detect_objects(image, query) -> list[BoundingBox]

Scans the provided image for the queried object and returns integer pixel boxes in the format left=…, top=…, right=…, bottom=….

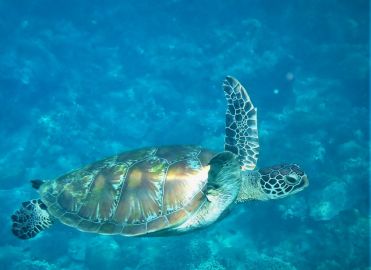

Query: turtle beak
left=302, top=174, right=309, bottom=187
left=297, top=174, right=309, bottom=191
left=293, top=174, right=309, bottom=194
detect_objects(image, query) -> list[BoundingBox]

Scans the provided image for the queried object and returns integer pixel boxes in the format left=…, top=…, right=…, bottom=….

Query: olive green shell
left=39, top=146, right=215, bottom=236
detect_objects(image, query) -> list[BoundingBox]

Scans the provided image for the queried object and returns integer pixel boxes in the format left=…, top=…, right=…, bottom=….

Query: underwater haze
left=0, top=0, right=369, bottom=269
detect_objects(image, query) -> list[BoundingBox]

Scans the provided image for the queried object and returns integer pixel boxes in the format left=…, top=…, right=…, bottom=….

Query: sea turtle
left=11, top=76, right=308, bottom=239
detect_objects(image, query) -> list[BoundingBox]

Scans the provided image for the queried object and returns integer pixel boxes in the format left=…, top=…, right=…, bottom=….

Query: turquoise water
left=0, top=1, right=369, bottom=269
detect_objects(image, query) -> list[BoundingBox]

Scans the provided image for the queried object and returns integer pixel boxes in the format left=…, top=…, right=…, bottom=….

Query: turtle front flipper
left=223, top=76, right=259, bottom=170
left=206, top=151, right=241, bottom=203
left=11, top=199, right=53, bottom=240
left=175, top=152, right=241, bottom=232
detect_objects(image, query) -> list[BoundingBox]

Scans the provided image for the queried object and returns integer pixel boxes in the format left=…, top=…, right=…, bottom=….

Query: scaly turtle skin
left=11, top=76, right=309, bottom=240
left=40, top=146, right=214, bottom=236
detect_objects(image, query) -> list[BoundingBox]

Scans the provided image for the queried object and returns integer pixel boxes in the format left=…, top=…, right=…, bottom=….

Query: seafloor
left=0, top=1, right=369, bottom=270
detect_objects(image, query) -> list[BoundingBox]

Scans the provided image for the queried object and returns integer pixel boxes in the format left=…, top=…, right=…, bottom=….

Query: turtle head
left=257, top=164, right=308, bottom=200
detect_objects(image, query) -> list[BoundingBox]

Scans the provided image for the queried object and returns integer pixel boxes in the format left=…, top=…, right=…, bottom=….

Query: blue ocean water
left=0, top=0, right=369, bottom=269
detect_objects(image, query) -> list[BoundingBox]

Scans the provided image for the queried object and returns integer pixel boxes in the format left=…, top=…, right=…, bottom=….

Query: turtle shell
left=39, top=145, right=215, bottom=236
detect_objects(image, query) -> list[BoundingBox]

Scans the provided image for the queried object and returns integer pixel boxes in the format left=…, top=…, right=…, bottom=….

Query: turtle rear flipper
left=11, top=199, right=53, bottom=240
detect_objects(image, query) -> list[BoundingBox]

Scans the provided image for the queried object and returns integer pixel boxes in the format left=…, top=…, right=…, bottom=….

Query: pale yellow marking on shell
left=127, top=169, right=143, bottom=188
left=94, top=175, right=106, bottom=190
left=167, top=165, right=209, bottom=182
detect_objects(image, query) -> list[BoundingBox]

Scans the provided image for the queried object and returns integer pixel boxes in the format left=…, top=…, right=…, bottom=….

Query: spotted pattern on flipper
left=223, top=76, right=259, bottom=170
left=11, top=199, right=53, bottom=239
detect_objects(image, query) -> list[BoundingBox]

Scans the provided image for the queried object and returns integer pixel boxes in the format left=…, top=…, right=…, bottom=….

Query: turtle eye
left=285, top=175, right=299, bottom=185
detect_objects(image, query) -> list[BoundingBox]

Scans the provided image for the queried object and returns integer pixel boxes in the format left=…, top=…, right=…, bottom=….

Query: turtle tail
left=11, top=199, right=53, bottom=240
